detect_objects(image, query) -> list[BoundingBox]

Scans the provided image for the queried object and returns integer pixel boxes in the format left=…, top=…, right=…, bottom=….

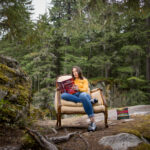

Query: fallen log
left=26, top=127, right=58, bottom=150
left=51, top=128, right=58, bottom=135
left=47, top=132, right=77, bottom=143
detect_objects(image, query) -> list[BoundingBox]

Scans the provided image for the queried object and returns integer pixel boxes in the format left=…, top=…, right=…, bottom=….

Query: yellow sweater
left=74, top=78, right=89, bottom=93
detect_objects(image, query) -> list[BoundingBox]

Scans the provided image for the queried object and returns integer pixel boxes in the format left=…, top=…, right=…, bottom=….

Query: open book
left=57, top=77, right=77, bottom=94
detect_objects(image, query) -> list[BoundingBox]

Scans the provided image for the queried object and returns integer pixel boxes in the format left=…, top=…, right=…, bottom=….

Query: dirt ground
left=0, top=105, right=150, bottom=150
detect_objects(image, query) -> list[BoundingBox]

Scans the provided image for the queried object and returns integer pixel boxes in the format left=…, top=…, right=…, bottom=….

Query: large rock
left=0, top=55, right=32, bottom=124
left=98, top=133, right=143, bottom=150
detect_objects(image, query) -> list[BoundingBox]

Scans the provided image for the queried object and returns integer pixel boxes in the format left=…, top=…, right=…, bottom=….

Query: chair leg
left=56, top=112, right=62, bottom=128
left=58, top=113, right=61, bottom=127
left=104, top=108, right=108, bottom=128
left=56, top=113, right=59, bottom=127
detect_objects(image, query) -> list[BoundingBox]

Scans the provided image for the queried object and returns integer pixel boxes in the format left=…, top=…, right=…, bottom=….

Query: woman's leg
left=62, top=92, right=96, bottom=131
left=79, top=92, right=94, bottom=118
left=61, top=92, right=81, bottom=103
left=79, top=92, right=96, bottom=131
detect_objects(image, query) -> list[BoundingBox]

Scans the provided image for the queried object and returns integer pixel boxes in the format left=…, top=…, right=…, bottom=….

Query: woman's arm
left=78, top=78, right=89, bottom=92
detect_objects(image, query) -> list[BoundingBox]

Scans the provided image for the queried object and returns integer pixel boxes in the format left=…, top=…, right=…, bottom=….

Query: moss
left=15, top=85, right=26, bottom=90
left=29, top=106, right=45, bottom=120
left=119, top=115, right=150, bottom=141
left=0, top=85, right=30, bottom=106
left=0, top=63, right=16, bottom=74
left=0, top=72, right=11, bottom=83
left=0, top=85, right=13, bottom=94
left=21, top=133, right=37, bottom=148
left=132, top=143, right=150, bottom=150
left=0, top=60, right=31, bottom=125
left=14, top=89, right=29, bottom=106
left=135, top=115, right=150, bottom=141
left=0, top=100, right=18, bottom=123
left=120, top=129, right=141, bottom=138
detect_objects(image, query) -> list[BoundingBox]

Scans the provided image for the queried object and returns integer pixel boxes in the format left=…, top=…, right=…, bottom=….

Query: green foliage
left=89, top=77, right=114, bottom=85
left=33, top=88, right=52, bottom=109
left=117, top=67, right=134, bottom=74
left=0, top=0, right=33, bottom=41
left=126, top=76, right=147, bottom=88
left=0, top=0, right=150, bottom=118
left=121, top=45, right=144, bottom=55
left=32, top=88, right=56, bottom=119
left=127, top=76, right=146, bottom=82
left=122, top=89, right=148, bottom=106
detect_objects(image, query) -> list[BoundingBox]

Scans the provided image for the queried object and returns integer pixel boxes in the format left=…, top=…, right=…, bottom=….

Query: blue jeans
left=61, top=92, right=94, bottom=117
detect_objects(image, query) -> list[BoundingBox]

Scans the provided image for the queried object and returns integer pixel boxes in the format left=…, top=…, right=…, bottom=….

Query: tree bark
left=48, top=132, right=77, bottom=143
left=146, top=17, right=150, bottom=81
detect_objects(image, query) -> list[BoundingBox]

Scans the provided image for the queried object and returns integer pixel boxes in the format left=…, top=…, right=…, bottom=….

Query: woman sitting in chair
left=61, top=66, right=97, bottom=131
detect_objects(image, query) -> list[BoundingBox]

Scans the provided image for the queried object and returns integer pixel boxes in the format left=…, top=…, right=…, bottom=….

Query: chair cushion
left=61, top=100, right=83, bottom=107
left=61, top=88, right=104, bottom=107
left=61, top=105, right=105, bottom=114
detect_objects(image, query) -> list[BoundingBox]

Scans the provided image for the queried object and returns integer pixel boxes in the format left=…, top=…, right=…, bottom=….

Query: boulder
left=0, top=55, right=32, bottom=124
left=98, top=133, right=142, bottom=150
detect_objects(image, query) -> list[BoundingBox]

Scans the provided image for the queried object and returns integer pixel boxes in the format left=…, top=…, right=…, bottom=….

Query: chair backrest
left=91, top=88, right=104, bottom=105
left=56, top=74, right=72, bottom=83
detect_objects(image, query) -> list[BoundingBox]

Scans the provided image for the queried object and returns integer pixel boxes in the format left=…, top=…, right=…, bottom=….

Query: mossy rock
left=0, top=55, right=32, bottom=124
left=120, top=115, right=150, bottom=149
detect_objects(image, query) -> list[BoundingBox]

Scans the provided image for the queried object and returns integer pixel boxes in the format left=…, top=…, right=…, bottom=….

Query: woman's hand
left=72, top=85, right=79, bottom=91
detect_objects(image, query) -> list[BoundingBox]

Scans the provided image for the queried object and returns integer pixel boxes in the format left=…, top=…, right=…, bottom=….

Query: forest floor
left=0, top=105, right=150, bottom=150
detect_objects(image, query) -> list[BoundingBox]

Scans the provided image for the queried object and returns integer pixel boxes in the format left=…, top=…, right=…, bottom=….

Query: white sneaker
left=88, top=122, right=97, bottom=131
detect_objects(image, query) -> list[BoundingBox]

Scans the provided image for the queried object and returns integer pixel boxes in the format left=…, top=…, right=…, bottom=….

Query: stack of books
left=117, top=107, right=129, bottom=120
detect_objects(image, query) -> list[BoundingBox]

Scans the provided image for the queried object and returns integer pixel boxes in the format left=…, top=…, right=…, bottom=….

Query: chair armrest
left=54, top=90, right=62, bottom=112
left=90, top=88, right=107, bottom=107
left=56, top=90, right=61, bottom=107
left=55, top=87, right=61, bottom=105
left=100, top=90, right=108, bottom=107
left=90, top=88, right=100, bottom=93
left=55, top=87, right=60, bottom=91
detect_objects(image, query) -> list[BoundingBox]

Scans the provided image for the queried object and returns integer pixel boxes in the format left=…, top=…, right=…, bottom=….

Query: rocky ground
left=0, top=105, right=150, bottom=150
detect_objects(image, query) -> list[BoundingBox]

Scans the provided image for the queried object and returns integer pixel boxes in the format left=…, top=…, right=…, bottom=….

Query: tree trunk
left=66, top=1, right=71, bottom=45
left=146, top=17, right=150, bottom=81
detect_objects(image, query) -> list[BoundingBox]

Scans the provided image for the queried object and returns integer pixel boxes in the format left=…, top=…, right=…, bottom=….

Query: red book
left=57, top=78, right=77, bottom=94
left=117, top=110, right=129, bottom=115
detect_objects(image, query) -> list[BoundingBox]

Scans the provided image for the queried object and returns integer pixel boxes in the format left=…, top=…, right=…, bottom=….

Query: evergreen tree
left=0, top=0, right=33, bottom=41
left=0, top=0, right=34, bottom=61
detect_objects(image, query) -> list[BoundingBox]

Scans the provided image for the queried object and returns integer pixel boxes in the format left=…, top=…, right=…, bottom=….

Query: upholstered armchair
left=54, top=75, right=108, bottom=128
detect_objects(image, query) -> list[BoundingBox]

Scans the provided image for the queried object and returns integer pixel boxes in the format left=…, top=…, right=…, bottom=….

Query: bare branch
left=78, top=132, right=89, bottom=150
left=48, top=132, right=77, bottom=144
left=26, top=127, right=58, bottom=150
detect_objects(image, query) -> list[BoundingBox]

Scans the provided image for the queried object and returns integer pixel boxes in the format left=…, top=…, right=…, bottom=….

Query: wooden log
left=26, top=127, right=58, bottom=150
left=51, top=128, right=58, bottom=135
left=48, top=132, right=77, bottom=144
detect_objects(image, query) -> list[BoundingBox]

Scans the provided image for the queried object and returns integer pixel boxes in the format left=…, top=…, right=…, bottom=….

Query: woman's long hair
left=72, top=66, right=84, bottom=80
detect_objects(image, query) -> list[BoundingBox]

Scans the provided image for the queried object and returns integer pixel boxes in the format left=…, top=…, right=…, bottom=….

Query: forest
left=0, top=0, right=150, bottom=120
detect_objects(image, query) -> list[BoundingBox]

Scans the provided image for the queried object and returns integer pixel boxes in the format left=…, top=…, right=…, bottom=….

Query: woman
left=61, top=66, right=96, bottom=131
